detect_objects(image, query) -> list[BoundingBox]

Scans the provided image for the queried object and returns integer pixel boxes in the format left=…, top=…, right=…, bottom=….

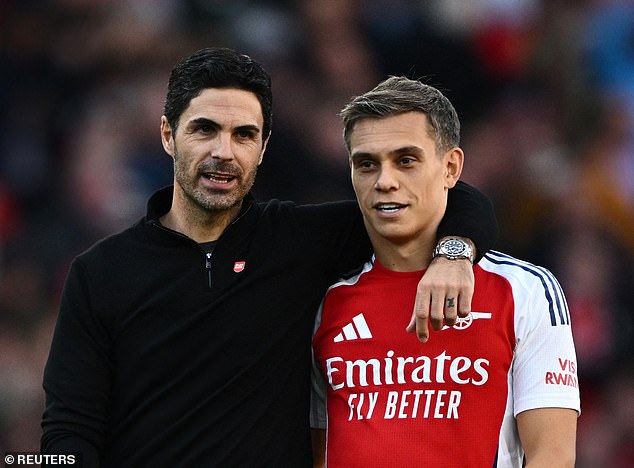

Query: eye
left=235, top=129, right=257, bottom=140
left=196, top=124, right=214, bottom=134
left=354, top=159, right=376, bottom=171
left=398, top=156, right=416, bottom=166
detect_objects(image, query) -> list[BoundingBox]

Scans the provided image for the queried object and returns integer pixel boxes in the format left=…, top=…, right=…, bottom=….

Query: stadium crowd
left=0, top=0, right=632, bottom=466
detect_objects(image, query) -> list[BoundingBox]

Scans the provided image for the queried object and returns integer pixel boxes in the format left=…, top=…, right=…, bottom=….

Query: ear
left=258, top=132, right=271, bottom=165
left=160, top=116, right=175, bottom=157
left=444, top=147, right=464, bottom=189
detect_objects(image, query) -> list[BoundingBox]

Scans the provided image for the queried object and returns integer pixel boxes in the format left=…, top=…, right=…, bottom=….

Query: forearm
left=439, top=181, right=498, bottom=262
left=409, top=183, right=490, bottom=341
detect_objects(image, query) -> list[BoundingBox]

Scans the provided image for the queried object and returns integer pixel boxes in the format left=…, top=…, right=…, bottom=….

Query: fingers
left=407, top=291, right=460, bottom=342
left=457, top=287, right=473, bottom=319
left=429, top=292, right=446, bottom=331
left=407, top=256, right=475, bottom=342
left=443, top=295, right=459, bottom=327
left=407, top=285, right=431, bottom=342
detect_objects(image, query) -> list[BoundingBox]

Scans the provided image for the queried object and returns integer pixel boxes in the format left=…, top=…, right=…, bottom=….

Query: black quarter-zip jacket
left=41, top=183, right=496, bottom=467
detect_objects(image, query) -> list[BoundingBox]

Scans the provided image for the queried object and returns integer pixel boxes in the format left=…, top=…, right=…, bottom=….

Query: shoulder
left=75, top=222, right=142, bottom=265
left=478, top=251, right=560, bottom=291
left=479, top=251, right=569, bottom=327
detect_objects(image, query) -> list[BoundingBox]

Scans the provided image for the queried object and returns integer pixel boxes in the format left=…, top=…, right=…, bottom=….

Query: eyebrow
left=188, top=118, right=261, bottom=134
left=350, top=145, right=424, bottom=162
left=189, top=117, right=219, bottom=130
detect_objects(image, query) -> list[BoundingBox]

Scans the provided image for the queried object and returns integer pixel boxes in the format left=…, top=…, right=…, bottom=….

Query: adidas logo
left=334, top=313, right=373, bottom=342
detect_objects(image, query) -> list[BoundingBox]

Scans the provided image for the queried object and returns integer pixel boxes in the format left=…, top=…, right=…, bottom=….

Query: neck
left=369, top=234, right=435, bottom=272
left=160, top=192, right=243, bottom=243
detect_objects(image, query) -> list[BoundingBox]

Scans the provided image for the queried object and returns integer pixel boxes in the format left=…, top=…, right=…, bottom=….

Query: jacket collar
left=143, top=186, right=258, bottom=244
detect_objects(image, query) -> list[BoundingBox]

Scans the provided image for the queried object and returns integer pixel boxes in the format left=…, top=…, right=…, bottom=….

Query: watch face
left=443, top=239, right=467, bottom=255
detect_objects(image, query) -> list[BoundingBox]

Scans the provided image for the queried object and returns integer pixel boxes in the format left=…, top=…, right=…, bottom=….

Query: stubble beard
left=173, top=150, right=258, bottom=214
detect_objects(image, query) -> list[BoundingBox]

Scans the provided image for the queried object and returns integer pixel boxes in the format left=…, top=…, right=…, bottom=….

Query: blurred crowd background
left=1, top=0, right=633, bottom=466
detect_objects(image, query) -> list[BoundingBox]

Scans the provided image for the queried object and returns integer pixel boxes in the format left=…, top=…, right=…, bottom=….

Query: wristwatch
left=433, top=238, right=475, bottom=263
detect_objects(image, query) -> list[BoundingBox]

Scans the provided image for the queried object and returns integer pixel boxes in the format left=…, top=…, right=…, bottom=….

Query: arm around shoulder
left=408, top=180, right=495, bottom=342
left=440, top=180, right=498, bottom=262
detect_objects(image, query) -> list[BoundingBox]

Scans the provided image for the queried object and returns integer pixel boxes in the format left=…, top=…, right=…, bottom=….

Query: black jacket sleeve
left=439, top=180, right=498, bottom=262
left=41, top=257, right=108, bottom=467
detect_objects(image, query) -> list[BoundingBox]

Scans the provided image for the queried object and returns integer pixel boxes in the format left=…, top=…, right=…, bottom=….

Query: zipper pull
left=205, top=252, right=213, bottom=288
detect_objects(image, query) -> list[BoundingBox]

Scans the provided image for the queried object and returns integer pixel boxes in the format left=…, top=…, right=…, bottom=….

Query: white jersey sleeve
left=482, top=251, right=581, bottom=416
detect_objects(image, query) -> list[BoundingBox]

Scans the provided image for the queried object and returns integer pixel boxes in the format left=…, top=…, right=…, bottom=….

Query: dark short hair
left=340, top=76, right=460, bottom=153
left=164, top=47, right=272, bottom=141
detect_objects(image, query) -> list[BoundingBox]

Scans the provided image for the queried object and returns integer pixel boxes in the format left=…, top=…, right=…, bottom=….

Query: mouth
left=373, top=202, right=407, bottom=213
left=202, top=172, right=238, bottom=185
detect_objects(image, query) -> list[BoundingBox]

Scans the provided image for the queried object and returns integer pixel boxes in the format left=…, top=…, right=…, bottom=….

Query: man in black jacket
left=41, top=47, right=497, bottom=467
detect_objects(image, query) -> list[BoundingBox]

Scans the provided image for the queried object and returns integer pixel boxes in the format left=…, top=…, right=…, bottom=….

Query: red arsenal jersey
left=311, top=251, right=580, bottom=467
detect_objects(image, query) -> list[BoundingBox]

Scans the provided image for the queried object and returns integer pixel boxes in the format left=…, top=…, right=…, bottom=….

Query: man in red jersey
left=311, top=76, right=580, bottom=467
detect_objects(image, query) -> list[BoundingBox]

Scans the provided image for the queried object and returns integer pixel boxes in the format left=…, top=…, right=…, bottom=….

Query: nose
left=210, top=132, right=234, bottom=160
left=374, top=165, right=399, bottom=192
